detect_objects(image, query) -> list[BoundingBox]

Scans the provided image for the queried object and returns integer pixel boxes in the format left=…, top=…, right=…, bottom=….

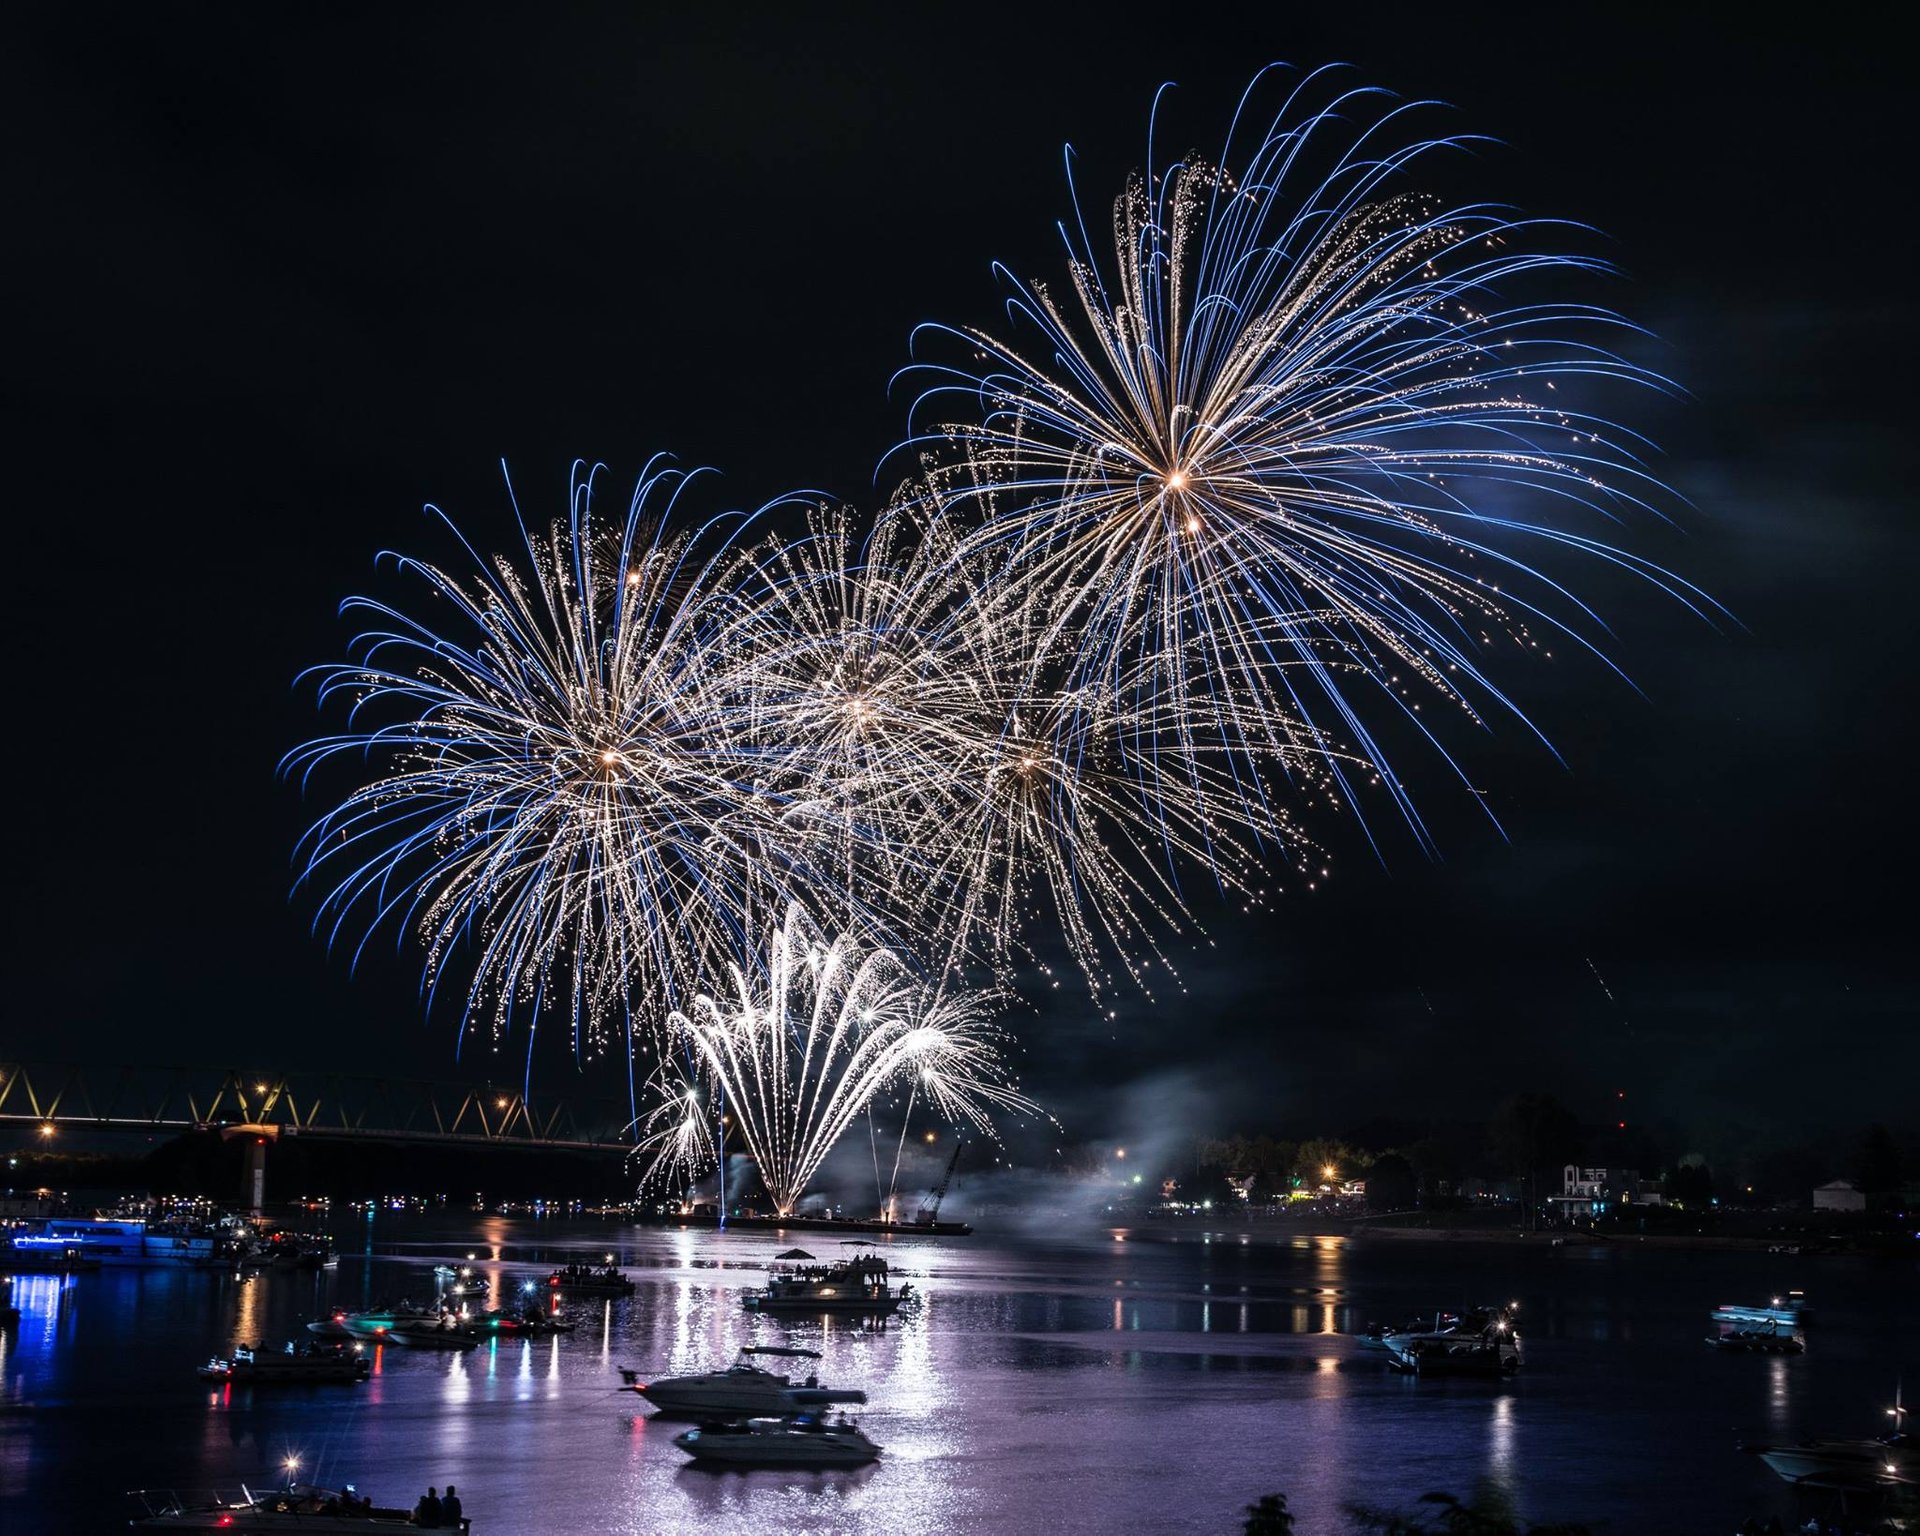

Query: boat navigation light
left=1771, top=1296, right=1781, bottom=1306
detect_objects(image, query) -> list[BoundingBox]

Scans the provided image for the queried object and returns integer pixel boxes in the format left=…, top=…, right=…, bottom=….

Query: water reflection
left=3, top=1219, right=1900, bottom=1536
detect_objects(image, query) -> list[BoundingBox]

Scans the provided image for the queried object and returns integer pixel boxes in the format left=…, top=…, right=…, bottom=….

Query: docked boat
left=544, top=1260, right=636, bottom=1296
left=672, top=1413, right=882, bottom=1468
left=743, top=1252, right=914, bottom=1317
left=129, top=1483, right=471, bottom=1530
left=1745, top=1389, right=1913, bottom=1489
left=198, top=1341, right=370, bottom=1384
left=1713, top=1291, right=1813, bottom=1328
left=622, top=1346, right=868, bottom=1418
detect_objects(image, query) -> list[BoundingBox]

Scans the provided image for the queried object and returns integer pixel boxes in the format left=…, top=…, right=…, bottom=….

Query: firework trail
left=901, top=64, right=1720, bottom=856
left=633, top=907, right=1036, bottom=1215
left=283, top=458, right=871, bottom=1072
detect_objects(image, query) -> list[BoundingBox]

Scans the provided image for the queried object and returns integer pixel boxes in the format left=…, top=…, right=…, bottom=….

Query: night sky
left=6, top=9, right=1913, bottom=1158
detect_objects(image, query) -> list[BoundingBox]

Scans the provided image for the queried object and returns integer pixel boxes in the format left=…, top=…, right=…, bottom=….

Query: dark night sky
left=5, top=8, right=1914, bottom=1157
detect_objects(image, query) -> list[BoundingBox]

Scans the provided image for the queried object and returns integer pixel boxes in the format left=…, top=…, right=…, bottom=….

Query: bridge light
left=38, top=1123, right=54, bottom=1139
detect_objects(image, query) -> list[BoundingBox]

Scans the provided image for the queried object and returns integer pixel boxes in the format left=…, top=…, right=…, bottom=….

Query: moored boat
left=622, top=1346, right=868, bottom=1418
left=544, top=1259, right=636, bottom=1296
left=742, top=1252, right=913, bottom=1317
left=672, top=1413, right=882, bottom=1468
left=197, top=1341, right=369, bottom=1384
left=1745, top=1386, right=1914, bottom=1489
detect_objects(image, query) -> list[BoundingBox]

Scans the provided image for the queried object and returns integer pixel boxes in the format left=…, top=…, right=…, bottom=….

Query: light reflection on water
left=0, top=1218, right=1911, bottom=1534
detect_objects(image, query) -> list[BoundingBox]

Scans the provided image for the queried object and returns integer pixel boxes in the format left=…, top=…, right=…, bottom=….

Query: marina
left=2, top=1211, right=1913, bottom=1533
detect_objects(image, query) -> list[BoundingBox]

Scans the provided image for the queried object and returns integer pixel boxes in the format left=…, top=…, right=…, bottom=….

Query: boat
left=1710, top=1321, right=1805, bottom=1355
left=8, top=1216, right=223, bottom=1267
left=621, top=1346, right=868, bottom=1418
left=672, top=1413, right=882, bottom=1468
left=1745, top=1387, right=1914, bottom=1489
left=742, top=1251, right=914, bottom=1317
left=1377, top=1303, right=1522, bottom=1376
left=385, top=1316, right=480, bottom=1351
left=1713, top=1291, right=1813, bottom=1328
left=433, top=1263, right=490, bottom=1299
left=312, top=1301, right=441, bottom=1340
left=544, top=1260, right=636, bottom=1296
left=197, top=1341, right=370, bottom=1384
left=129, top=1483, right=471, bottom=1530
left=1392, top=1332, right=1524, bottom=1377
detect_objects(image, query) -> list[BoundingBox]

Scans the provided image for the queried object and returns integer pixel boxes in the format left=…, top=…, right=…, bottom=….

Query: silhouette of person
left=414, top=1487, right=442, bottom=1527
left=441, top=1486, right=463, bottom=1526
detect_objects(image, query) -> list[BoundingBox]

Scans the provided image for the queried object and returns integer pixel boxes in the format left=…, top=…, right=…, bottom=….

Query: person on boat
left=414, top=1487, right=443, bottom=1527
left=441, top=1486, right=463, bottom=1526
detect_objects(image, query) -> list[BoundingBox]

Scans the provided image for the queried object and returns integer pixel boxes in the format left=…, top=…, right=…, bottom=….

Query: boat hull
left=672, top=1428, right=879, bottom=1468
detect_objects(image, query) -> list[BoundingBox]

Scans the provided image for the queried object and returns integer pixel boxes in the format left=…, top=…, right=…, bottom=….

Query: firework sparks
left=902, top=65, right=1719, bottom=853
left=283, top=458, right=864, bottom=1065
left=635, top=907, right=1036, bottom=1215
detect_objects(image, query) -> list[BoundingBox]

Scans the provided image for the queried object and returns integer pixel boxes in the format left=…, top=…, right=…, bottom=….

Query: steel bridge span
left=0, top=1060, right=637, bottom=1155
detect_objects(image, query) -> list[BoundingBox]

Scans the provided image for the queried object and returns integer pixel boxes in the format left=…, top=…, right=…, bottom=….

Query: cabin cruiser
left=672, top=1413, right=882, bottom=1468
left=544, top=1260, right=636, bottom=1296
left=129, top=1483, right=471, bottom=1530
left=198, top=1341, right=369, bottom=1384
left=743, top=1253, right=913, bottom=1316
left=621, top=1346, right=868, bottom=1418
left=1746, top=1389, right=1914, bottom=1489
left=1713, top=1291, right=1813, bottom=1328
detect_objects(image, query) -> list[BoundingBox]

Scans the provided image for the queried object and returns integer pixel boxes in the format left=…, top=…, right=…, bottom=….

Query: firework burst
left=284, top=458, right=863, bottom=1067
left=902, top=65, right=1718, bottom=853
left=634, top=906, right=1035, bottom=1215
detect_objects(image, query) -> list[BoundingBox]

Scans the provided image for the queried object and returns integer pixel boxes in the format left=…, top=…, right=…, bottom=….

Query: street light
left=1322, top=1164, right=1336, bottom=1181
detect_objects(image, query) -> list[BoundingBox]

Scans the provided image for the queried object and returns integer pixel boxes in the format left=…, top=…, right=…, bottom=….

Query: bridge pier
left=219, top=1124, right=279, bottom=1216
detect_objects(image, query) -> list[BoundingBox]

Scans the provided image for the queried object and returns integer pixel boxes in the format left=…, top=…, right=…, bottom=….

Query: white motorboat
left=622, top=1346, right=867, bottom=1418
left=129, top=1483, right=471, bottom=1531
left=672, top=1414, right=882, bottom=1468
left=1747, top=1388, right=1914, bottom=1489
left=1712, top=1291, right=1812, bottom=1328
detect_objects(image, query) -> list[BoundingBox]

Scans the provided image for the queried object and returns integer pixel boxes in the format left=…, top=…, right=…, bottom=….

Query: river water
left=1, top=1215, right=1913, bottom=1533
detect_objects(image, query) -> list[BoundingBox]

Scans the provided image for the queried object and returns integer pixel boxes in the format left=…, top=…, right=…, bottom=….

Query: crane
left=914, top=1137, right=965, bottom=1226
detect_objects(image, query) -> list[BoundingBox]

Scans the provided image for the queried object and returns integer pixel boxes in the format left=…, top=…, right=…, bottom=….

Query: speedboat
left=622, top=1346, right=868, bottom=1418
left=743, top=1253, right=913, bottom=1316
left=198, top=1341, right=370, bottom=1383
left=1713, top=1291, right=1812, bottom=1328
left=672, top=1413, right=882, bottom=1468
left=129, top=1483, right=470, bottom=1530
left=1746, top=1388, right=1914, bottom=1489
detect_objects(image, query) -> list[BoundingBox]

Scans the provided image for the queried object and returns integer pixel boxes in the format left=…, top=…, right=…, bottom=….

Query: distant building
left=1812, top=1179, right=1866, bottom=1213
left=1549, top=1165, right=1647, bottom=1220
